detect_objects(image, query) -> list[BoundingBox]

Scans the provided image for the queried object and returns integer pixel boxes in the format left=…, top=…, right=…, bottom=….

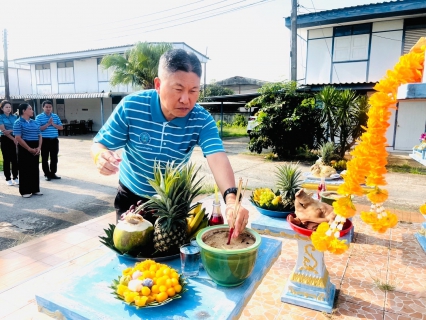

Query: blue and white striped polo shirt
left=35, top=113, right=62, bottom=138
left=0, top=114, right=18, bottom=136
left=13, top=117, right=41, bottom=141
left=94, top=89, right=225, bottom=197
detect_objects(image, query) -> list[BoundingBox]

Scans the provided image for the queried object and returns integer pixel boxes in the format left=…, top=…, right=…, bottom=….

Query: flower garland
left=311, top=37, right=426, bottom=254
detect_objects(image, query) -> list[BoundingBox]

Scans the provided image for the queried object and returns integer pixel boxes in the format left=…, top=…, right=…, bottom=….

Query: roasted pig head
left=289, top=189, right=336, bottom=230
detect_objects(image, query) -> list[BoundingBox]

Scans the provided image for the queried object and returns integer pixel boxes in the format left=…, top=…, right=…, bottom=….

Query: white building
left=3, top=43, right=208, bottom=132
left=285, top=0, right=426, bottom=151
left=0, top=61, right=32, bottom=99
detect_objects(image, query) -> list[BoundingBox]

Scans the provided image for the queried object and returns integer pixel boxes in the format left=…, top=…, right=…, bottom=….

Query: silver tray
left=114, top=251, right=180, bottom=262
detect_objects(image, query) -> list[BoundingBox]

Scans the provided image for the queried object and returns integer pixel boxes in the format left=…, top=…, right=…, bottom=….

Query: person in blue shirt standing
left=0, top=100, right=19, bottom=186
left=13, top=103, right=43, bottom=198
left=35, top=100, right=63, bottom=181
left=91, top=49, right=249, bottom=238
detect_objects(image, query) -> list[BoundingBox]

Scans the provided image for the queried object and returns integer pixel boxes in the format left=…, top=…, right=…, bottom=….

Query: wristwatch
left=223, top=187, right=242, bottom=204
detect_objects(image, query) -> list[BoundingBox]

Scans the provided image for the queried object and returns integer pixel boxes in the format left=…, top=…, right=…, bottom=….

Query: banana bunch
left=186, top=203, right=209, bottom=240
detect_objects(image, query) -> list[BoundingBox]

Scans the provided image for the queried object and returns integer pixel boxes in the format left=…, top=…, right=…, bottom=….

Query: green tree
left=198, top=82, right=234, bottom=102
left=316, top=86, right=339, bottom=143
left=100, top=42, right=173, bottom=89
left=246, top=81, right=323, bottom=158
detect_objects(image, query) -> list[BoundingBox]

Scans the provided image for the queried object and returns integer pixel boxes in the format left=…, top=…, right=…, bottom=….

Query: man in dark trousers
left=36, top=100, right=63, bottom=181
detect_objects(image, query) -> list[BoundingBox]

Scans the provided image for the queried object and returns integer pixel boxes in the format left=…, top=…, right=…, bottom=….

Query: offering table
left=35, top=237, right=281, bottom=320
left=251, top=214, right=352, bottom=313
left=415, top=214, right=426, bottom=253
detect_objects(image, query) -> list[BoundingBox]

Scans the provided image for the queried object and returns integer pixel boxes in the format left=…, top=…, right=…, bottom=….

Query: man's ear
left=154, top=77, right=161, bottom=92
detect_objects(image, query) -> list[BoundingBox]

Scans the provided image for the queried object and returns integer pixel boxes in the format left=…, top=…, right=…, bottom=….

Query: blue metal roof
left=285, top=0, right=426, bottom=29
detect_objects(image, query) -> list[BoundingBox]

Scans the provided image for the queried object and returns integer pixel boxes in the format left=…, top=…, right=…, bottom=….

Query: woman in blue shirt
left=0, top=100, right=19, bottom=186
left=13, top=103, right=43, bottom=198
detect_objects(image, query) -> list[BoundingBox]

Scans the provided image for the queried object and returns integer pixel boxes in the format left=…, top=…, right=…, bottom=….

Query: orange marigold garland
left=311, top=38, right=426, bottom=254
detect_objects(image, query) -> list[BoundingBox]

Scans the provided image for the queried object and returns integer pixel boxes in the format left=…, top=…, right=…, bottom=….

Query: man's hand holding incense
left=225, top=202, right=249, bottom=238
left=92, top=144, right=121, bottom=175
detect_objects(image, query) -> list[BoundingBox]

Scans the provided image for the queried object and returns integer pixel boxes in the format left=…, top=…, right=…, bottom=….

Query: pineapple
left=275, top=163, right=303, bottom=210
left=318, top=142, right=336, bottom=166
left=143, top=161, right=203, bottom=253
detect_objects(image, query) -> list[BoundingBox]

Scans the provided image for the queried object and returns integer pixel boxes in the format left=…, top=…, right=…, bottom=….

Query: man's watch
left=223, top=187, right=242, bottom=204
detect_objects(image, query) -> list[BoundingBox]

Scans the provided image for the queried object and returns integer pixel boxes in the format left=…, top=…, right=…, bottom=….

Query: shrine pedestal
left=414, top=219, right=426, bottom=253
left=252, top=215, right=352, bottom=313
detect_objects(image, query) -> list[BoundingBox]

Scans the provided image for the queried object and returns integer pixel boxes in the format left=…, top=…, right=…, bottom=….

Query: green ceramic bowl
left=196, top=225, right=262, bottom=287
left=320, top=191, right=344, bottom=205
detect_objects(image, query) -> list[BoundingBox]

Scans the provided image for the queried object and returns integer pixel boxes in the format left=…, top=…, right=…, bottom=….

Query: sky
left=1, top=0, right=384, bottom=84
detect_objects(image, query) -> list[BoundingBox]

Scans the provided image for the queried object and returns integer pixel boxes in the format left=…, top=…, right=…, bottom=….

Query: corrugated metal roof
left=298, top=1, right=403, bottom=18
left=285, top=0, right=426, bottom=29
left=14, top=44, right=134, bottom=61
left=304, top=81, right=377, bottom=86
left=0, top=92, right=128, bottom=100
left=14, top=42, right=209, bottom=64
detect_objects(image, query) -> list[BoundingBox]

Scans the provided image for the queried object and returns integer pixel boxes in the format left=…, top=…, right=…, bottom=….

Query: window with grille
left=97, top=57, right=115, bottom=82
left=35, top=63, right=51, bottom=84
left=57, top=61, right=74, bottom=83
left=403, top=17, right=426, bottom=54
left=333, top=23, right=371, bottom=62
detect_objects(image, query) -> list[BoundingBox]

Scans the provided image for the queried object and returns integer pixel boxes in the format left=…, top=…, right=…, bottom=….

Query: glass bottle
left=209, top=201, right=224, bottom=226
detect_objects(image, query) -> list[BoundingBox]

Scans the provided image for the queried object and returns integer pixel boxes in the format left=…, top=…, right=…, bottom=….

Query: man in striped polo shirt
left=91, top=49, right=249, bottom=238
left=36, top=100, right=63, bottom=181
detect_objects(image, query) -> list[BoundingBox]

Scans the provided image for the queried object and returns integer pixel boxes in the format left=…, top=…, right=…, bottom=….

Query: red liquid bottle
left=209, top=201, right=224, bottom=226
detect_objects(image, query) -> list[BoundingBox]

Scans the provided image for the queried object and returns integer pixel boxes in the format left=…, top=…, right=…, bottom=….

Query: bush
left=247, top=81, right=324, bottom=159
left=216, top=120, right=231, bottom=127
left=232, top=114, right=247, bottom=127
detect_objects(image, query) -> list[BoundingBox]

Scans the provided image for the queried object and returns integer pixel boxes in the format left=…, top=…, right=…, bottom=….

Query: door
left=394, top=101, right=426, bottom=150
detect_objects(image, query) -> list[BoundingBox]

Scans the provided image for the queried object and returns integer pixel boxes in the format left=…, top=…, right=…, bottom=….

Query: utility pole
left=3, top=29, right=10, bottom=101
left=290, top=0, right=297, bottom=81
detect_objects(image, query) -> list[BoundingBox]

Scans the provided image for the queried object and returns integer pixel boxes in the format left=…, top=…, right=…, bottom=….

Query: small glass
left=190, top=238, right=204, bottom=269
left=209, top=201, right=224, bottom=226
left=180, top=244, right=200, bottom=277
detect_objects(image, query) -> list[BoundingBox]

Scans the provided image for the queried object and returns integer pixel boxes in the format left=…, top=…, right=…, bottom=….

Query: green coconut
left=113, top=214, right=154, bottom=253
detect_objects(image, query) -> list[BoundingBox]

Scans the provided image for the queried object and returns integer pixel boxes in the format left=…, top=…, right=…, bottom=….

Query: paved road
left=1, top=134, right=425, bottom=250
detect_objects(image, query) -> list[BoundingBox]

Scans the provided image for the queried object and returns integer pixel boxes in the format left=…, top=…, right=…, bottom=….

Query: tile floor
left=0, top=201, right=425, bottom=320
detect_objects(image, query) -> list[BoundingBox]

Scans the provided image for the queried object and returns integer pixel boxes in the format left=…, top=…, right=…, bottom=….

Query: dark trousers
left=114, top=181, right=148, bottom=221
left=41, top=137, right=59, bottom=177
left=1, top=135, right=18, bottom=181
left=18, top=141, right=40, bottom=195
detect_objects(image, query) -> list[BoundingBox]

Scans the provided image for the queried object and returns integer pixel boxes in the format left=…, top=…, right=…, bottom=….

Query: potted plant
left=196, top=225, right=262, bottom=287
left=251, top=163, right=303, bottom=218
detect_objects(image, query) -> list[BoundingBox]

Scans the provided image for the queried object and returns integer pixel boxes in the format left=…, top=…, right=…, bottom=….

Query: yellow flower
left=328, top=238, right=348, bottom=255
left=367, top=187, right=389, bottom=203
left=420, top=203, right=426, bottom=215
left=332, top=196, right=356, bottom=218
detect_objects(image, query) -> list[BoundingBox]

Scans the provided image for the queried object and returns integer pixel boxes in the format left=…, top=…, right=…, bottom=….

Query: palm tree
left=316, top=86, right=339, bottom=144
left=100, top=42, right=173, bottom=89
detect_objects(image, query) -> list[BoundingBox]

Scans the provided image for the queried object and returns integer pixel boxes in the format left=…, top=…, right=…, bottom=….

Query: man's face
left=43, top=104, right=53, bottom=115
left=154, top=71, right=200, bottom=121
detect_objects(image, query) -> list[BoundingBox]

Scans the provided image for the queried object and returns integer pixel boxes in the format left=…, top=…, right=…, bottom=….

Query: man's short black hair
left=159, top=49, right=202, bottom=78
left=42, top=100, right=53, bottom=108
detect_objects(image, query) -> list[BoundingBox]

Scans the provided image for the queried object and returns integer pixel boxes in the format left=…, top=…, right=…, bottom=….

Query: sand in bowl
left=202, top=230, right=256, bottom=250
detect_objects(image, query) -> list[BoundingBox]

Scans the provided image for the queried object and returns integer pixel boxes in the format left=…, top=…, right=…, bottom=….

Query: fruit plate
left=303, top=172, right=342, bottom=181
left=110, top=265, right=188, bottom=308
left=99, top=223, right=181, bottom=262
left=286, top=213, right=353, bottom=237
left=251, top=202, right=292, bottom=218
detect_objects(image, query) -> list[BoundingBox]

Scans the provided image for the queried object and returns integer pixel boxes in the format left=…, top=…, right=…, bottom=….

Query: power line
left=88, top=0, right=248, bottom=35
left=93, top=0, right=275, bottom=42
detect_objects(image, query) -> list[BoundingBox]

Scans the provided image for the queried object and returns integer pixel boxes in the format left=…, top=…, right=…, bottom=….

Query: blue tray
left=252, top=204, right=292, bottom=219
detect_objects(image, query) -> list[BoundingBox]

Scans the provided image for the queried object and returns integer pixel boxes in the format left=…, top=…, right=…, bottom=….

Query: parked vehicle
left=247, top=116, right=258, bottom=135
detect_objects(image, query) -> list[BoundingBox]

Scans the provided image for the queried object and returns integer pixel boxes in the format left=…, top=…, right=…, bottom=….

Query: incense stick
left=227, top=178, right=248, bottom=245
